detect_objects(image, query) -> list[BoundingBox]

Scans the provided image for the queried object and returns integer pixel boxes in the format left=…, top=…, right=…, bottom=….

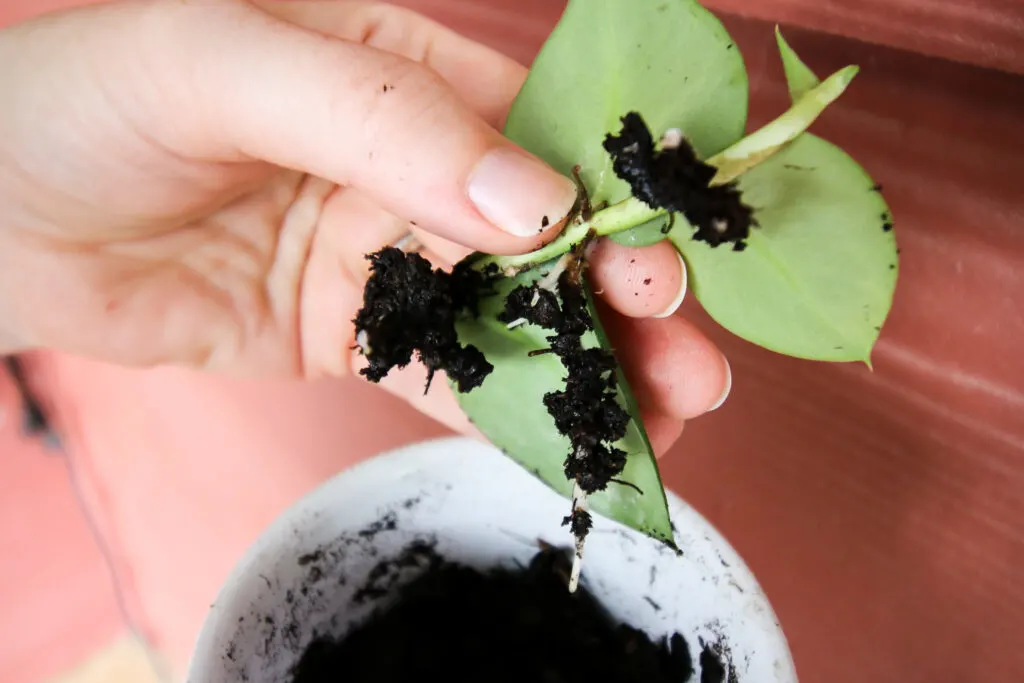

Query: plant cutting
left=353, top=0, right=898, bottom=591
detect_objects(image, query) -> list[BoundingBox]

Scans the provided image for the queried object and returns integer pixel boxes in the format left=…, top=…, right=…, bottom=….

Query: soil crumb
left=352, top=247, right=499, bottom=393
left=290, top=545, right=713, bottom=683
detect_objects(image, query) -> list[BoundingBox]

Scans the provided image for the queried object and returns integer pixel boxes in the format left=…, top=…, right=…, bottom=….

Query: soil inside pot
left=290, top=543, right=731, bottom=683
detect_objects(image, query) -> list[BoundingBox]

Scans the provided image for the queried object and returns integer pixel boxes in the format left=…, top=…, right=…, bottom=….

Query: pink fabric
left=0, top=363, right=122, bottom=681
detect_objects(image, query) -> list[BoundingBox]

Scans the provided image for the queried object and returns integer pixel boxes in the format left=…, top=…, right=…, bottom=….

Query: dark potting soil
left=352, top=247, right=498, bottom=393
left=603, top=111, right=755, bottom=251
left=291, top=545, right=730, bottom=683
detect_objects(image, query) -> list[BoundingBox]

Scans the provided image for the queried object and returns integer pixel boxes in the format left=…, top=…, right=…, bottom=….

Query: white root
left=505, top=317, right=528, bottom=330
left=660, top=127, right=684, bottom=150
left=507, top=248, right=593, bottom=593
left=391, top=233, right=422, bottom=253
left=355, top=329, right=370, bottom=354
left=568, top=480, right=589, bottom=594
left=537, top=253, right=572, bottom=293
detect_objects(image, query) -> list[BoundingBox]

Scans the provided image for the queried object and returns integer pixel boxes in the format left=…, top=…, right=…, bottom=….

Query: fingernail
left=468, top=148, right=577, bottom=237
left=709, top=357, right=732, bottom=411
left=653, top=252, right=688, bottom=318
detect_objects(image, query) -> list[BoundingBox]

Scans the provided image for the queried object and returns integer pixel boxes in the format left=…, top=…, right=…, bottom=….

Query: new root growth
left=498, top=234, right=633, bottom=591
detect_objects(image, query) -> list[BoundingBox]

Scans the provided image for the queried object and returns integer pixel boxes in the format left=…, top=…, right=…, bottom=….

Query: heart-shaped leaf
left=503, top=0, right=749, bottom=208
left=672, top=41, right=898, bottom=363
left=453, top=261, right=674, bottom=545
left=449, top=0, right=749, bottom=545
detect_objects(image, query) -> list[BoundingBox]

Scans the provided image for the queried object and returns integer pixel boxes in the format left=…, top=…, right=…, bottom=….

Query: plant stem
left=474, top=63, right=860, bottom=276
left=482, top=198, right=666, bottom=273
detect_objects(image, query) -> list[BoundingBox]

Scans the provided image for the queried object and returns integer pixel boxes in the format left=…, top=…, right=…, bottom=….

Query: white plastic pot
left=185, top=436, right=798, bottom=683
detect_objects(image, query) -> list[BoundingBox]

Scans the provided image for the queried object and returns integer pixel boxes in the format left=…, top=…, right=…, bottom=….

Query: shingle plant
left=354, top=0, right=898, bottom=590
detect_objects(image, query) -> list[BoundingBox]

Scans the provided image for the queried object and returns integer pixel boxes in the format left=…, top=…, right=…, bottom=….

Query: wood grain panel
left=702, top=0, right=1024, bottom=76
left=664, top=21, right=1024, bottom=683
left=401, top=0, right=1024, bottom=75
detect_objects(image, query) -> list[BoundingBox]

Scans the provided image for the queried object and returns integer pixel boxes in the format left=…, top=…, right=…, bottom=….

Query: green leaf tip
left=774, top=26, right=821, bottom=101
left=707, top=63, right=859, bottom=184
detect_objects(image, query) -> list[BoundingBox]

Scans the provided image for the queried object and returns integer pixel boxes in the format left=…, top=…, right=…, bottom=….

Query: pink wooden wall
left=1, top=1, right=1022, bottom=682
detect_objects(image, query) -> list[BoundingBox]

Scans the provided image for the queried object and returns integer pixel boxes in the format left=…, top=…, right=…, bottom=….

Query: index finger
left=252, top=0, right=528, bottom=127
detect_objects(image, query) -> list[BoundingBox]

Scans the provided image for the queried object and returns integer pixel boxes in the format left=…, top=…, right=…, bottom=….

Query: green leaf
left=774, top=26, right=820, bottom=101
left=466, top=0, right=748, bottom=544
left=504, top=0, right=749, bottom=207
left=706, top=64, right=858, bottom=184
left=453, top=262, right=674, bottom=545
left=673, top=132, right=898, bottom=363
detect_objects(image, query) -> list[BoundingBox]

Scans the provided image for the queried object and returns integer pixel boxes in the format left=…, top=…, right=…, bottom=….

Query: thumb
left=147, top=0, right=578, bottom=255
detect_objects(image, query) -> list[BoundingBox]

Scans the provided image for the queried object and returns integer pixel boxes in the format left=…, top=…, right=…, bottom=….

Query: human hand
left=0, top=0, right=730, bottom=454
